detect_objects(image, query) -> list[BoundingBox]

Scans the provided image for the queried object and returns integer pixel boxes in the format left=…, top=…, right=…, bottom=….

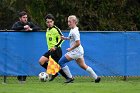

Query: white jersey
left=66, top=27, right=84, bottom=59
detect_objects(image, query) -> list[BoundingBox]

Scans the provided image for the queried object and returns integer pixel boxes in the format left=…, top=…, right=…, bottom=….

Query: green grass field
left=0, top=76, right=140, bottom=93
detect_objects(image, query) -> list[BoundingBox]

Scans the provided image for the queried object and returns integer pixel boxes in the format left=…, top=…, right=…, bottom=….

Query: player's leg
left=39, top=56, right=49, bottom=69
left=59, top=54, right=74, bottom=83
left=49, top=48, right=71, bottom=81
left=76, top=57, right=101, bottom=83
left=39, top=52, right=60, bottom=81
left=39, top=50, right=51, bottom=69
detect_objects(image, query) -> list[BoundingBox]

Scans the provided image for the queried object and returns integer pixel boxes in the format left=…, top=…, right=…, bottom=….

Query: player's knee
left=59, top=62, right=66, bottom=68
left=58, top=60, right=64, bottom=67
left=39, top=61, right=43, bottom=65
left=58, top=56, right=69, bottom=68
left=39, top=56, right=48, bottom=65
left=39, top=60, right=47, bottom=65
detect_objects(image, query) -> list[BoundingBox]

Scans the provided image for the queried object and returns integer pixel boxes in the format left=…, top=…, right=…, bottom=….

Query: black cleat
left=49, top=73, right=58, bottom=81
left=64, top=78, right=74, bottom=83
left=95, top=77, right=101, bottom=83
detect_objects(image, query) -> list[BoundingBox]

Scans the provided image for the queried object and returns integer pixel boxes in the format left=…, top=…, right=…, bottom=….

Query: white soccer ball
left=38, top=72, right=49, bottom=82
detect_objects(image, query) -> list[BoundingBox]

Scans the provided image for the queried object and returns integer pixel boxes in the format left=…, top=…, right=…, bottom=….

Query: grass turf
left=0, top=76, right=140, bottom=93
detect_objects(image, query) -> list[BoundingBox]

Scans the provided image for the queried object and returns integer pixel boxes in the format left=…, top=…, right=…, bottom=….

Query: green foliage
left=26, top=0, right=46, bottom=29
left=0, top=0, right=140, bottom=31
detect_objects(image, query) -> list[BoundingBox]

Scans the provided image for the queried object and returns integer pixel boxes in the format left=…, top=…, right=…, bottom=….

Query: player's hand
left=50, top=47, right=56, bottom=52
left=66, top=48, right=72, bottom=52
left=61, top=36, right=65, bottom=40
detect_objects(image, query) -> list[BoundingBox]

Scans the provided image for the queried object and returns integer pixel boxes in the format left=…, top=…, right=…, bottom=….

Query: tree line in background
left=0, top=0, right=140, bottom=31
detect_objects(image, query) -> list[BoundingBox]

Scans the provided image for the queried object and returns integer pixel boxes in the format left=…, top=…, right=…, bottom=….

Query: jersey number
left=49, top=37, right=52, bottom=41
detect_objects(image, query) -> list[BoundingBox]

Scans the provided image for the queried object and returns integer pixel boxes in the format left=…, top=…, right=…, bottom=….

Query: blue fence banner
left=0, top=31, right=140, bottom=76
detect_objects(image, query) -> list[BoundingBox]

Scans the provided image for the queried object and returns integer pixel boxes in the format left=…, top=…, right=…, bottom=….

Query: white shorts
left=66, top=49, right=84, bottom=60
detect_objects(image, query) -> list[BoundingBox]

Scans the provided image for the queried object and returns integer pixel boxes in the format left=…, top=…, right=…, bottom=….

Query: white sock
left=86, top=66, right=98, bottom=79
left=62, top=65, right=73, bottom=78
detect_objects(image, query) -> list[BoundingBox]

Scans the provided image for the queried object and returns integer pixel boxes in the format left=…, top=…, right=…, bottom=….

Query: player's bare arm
left=66, top=40, right=80, bottom=52
left=61, top=36, right=70, bottom=40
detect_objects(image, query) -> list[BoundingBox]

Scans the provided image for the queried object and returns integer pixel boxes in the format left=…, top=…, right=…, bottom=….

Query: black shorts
left=43, top=47, right=62, bottom=63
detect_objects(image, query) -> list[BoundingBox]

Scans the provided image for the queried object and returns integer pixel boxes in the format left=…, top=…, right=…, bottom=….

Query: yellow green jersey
left=46, top=25, right=63, bottom=50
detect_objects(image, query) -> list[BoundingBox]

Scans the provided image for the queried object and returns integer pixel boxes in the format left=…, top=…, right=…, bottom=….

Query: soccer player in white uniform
left=59, top=15, right=101, bottom=83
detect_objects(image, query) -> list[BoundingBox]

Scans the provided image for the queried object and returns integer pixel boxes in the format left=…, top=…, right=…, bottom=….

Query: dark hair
left=19, top=11, right=27, bottom=17
left=45, top=14, right=55, bottom=21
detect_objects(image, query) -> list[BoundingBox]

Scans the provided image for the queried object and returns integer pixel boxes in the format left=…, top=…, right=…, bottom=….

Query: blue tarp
left=0, top=32, right=140, bottom=76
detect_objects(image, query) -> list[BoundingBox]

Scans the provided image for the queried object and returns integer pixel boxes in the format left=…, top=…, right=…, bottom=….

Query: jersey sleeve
left=54, top=27, right=64, bottom=47
left=73, top=30, right=80, bottom=41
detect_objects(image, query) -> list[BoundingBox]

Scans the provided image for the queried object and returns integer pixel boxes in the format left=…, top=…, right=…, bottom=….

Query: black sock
left=59, top=69, right=69, bottom=79
left=40, top=62, right=48, bottom=69
left=17, top=76, right=27, bottom=81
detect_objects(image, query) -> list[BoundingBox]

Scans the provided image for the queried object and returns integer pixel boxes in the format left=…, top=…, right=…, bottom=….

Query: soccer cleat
left=49, top=73, right=58, bottom=81
left=95, top=77, right=101, bottom=83
left=64, top=78, right=74, bottom=83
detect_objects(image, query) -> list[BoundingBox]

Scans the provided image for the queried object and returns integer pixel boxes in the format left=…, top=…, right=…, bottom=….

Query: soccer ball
left=38, top=72, right=49, bottom=82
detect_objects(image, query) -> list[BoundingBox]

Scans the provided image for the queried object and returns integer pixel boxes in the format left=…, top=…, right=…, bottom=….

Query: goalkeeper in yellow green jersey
left=39, top=14, right=73, bottom=82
